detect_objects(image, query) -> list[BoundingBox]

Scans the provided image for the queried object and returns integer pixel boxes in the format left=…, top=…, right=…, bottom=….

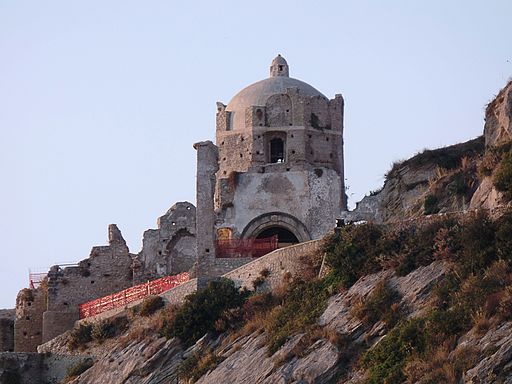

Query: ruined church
left=5, top=55, right=346, bottom=352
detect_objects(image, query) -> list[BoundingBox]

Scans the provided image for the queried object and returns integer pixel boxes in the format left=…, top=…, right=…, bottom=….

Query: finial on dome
left=269, top=54, right=289, bottom=78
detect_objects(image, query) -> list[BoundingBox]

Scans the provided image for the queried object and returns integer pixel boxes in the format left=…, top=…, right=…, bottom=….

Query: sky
left=0, top=0, right=511, bottom=308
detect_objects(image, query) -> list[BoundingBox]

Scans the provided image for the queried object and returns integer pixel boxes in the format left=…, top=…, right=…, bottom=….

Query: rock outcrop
left=484, top=80, right=512, bottom=147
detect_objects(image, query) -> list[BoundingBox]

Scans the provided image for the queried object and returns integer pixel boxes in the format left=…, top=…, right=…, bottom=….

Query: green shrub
left=362, top=318, right=427, bottom=384
left=324, top=223, right=383, bottom=288
left=264, top=278, right=332, bottom=354
left=170, top=279, right=249, bottom=346
left=458, top=212, right=496, bottom=275
left=177, top=350, right=224, bottom=383
left=91, top=316, right=129, bottom=343
left=68, top=323, right=93, bottom=350
left=139, top=295, right=165, bottom=317
left=64, top=359, right=94, bottom=381
left=447, top=171, right=470, bottom=196
left=495, top=210, right=512, bottom=261
left=494, top=151, right=512, bottom=199
left=351, top=281, right=401, bottom=328
left=424, top=194, right=439, bottom=215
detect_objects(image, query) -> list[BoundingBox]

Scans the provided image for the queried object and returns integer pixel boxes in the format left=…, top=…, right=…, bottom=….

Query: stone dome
left=226, top=55, right=326, bottom=129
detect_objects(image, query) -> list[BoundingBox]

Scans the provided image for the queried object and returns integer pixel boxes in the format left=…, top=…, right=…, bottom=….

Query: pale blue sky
left=0, top=0, right=511, bottom=308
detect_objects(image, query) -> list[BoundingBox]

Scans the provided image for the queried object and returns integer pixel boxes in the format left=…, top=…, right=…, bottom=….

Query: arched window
left=269, top=138, right=284, bottom=163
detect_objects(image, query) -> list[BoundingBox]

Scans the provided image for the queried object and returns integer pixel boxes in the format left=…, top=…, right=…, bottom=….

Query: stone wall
left=42, top=224, right=134, bottom=343
left=137, top=202, right=196, bottom=282
left=14, top=288, right=46, bottom=352
left=216, top=90, right=344, bottom=181
left=0, top=310, right=14, bottom=352
left=0, top=320, right=13, bottom=353
left=219, top=168, right=342, bottom=240
left=223, top=239, right=324, bottom=291
left=0, top=352, right=90, bottom=384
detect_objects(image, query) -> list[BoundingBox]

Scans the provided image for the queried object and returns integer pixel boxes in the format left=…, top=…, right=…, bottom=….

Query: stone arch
left=165, top=229, right=196, bottom=274
left=266, top=94, right=292, bottom=127
left=241, top=212, right=311, bottom=243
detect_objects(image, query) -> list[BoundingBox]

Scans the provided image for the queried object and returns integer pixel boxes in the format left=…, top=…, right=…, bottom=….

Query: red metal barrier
left=79, top=272, right=190, bottom=319
left=215, top=235, right=279, bottom=258
left=29, top=272, right=48, bottom=289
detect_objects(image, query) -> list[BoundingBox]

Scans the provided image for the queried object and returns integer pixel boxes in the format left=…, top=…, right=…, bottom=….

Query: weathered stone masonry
left=0, top=309, right=14, bottom=352
left=42, top=224, right=134, bottom=343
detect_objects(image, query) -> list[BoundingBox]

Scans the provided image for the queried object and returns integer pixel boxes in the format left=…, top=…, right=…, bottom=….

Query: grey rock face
left=484, top=80, right=512, bottom=148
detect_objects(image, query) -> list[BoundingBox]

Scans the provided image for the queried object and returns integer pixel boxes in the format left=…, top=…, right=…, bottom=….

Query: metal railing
left=215, top=235, right=279, bottom=258
left=78, top=272, right=190, bottom=319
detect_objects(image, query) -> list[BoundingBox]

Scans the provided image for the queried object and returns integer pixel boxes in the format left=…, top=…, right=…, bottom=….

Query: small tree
left=494, top=151, right=512, bottom=200
left=170, top=279, right=248, bottom=346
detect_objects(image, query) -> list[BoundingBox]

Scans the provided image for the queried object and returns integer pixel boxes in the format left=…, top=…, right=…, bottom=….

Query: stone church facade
left=195, top=55, right=346, bottom=282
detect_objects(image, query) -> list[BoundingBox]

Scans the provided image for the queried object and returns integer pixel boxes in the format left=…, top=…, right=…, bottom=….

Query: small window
left=278, top=65, right=283, bottom=71
left=269, top=138, right=285, bottom=163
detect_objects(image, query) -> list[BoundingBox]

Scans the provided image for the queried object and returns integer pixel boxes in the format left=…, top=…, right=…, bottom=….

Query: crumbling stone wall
left=14, top=287, right=46, bottom=352
left=0, top=310, right=14, bottom=352
left=0, top=352, right=89, bottom=384
left=194, top=141, right=219, bottom=287
left=136, top=202, right=196, bottom=282
left=42, top=224, right=134, bottom=343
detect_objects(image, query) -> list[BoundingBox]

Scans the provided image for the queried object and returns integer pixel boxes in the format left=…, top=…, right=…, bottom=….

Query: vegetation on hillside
left=323, top=210, right=512, bottom=383
left=62, top=207, right=512, bottom=383
left=385, top=137, right=484, bottom=181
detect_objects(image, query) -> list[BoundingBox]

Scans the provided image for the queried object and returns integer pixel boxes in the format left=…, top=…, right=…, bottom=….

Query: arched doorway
left=256, top=226, right=299, bottom=248
left=241, top=212, right=311, bottom=248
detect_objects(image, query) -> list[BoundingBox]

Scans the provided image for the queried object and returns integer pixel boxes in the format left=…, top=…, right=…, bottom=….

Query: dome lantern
left=269, top=54, right=289, bottom=77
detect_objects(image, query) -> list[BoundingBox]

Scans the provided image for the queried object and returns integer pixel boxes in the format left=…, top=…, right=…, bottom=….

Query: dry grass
left=472, top=310, right=491, bottom=335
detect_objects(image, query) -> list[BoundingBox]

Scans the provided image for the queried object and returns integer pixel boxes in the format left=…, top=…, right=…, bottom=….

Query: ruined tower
left=196, top=55, right=346, bottom=280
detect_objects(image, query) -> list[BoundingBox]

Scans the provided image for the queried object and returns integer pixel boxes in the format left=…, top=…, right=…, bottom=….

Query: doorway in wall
left=256, top=226, right=299, bottom=248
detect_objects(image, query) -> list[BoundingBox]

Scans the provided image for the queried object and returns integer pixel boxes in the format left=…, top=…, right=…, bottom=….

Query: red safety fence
left=29, top=272, right=48, bottom=289
left=215, top=235, right=279, bottom=258
left=79, top=272, right=190, bottom=319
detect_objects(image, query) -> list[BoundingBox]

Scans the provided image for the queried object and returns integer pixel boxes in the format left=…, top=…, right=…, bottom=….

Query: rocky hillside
left=33, top=207, right=512, bottom=384
left=7, top=82, right=512, bottom=384
left=346, top=80, right=512, bottom=223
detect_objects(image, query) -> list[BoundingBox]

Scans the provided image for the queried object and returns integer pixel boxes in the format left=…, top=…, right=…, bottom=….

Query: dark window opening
left=269, top=138, right=285, bottom=163
left=256, top=227, right=299, bottom=245
left=278, top=65, right=283, bottom=71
